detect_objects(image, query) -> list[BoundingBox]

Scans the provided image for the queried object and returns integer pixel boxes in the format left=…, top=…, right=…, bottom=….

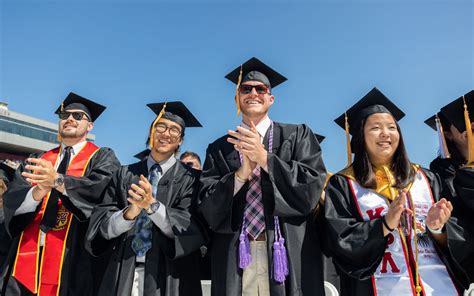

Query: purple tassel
left=273, top=217, right=289, bottom=283
left=239, top=230, right=252, bottom=268
left=279, top=237, right=289, bottom=275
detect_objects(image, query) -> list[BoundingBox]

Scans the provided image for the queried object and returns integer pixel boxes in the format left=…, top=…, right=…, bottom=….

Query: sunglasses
left=239, top=84, right=270, bottom=95
left=58, top=111, right=89, bottom=121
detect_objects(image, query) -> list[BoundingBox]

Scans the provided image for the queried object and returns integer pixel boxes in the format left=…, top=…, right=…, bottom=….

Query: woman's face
left=364, top=113, right=400, bottom=166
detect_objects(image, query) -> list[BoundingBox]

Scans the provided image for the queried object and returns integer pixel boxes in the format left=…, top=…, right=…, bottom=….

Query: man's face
left=152, top=118, right=183, bottom=155
left=181, top=156, right=201, bottom=170
left=238, top=81, right=274, bottom=118
left=58, top=109, right=93, bottom=140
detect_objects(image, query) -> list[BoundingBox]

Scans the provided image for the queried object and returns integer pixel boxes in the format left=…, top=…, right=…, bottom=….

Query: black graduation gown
left=431, top=157, right=474, bottom=284
left=0, top=147, right=120, bottom=296
left=0, top=168, right=13, bottom=273
left=199, top=122, right=327, bottom=296
left=451, top=166, right=474, bottom=283
left=324, top=168, right=470, bottom=296
left=85, top=159, right=206, bottom=296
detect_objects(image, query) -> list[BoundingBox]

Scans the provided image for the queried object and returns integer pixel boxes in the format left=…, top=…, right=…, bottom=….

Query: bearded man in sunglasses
left=199, top=57, right=327, bottom=296
left=1, top=92, right=120, bottom=296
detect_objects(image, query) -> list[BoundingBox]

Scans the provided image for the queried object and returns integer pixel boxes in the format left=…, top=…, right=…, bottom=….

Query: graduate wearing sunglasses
left=1, top=92, right=120, bottom=296
left=199, top=57, right=327, bottom=296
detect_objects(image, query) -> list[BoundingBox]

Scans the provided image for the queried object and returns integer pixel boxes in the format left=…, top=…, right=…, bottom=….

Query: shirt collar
left=62, top=141, right=87, bottom=156
left=241, top=116, right=272, bottom=139
left=147, top=154, right=177, bottom=175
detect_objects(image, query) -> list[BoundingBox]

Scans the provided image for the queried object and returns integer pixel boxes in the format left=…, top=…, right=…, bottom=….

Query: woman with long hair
left=324, top=87, right=469, bottom=295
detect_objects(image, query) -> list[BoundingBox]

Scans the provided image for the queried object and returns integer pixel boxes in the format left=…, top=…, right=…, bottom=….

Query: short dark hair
left=352, top=115, right=415, bottom=189
left=179, top=151, right=201, bottom=164
left=439, top=118, right=465, bottom=165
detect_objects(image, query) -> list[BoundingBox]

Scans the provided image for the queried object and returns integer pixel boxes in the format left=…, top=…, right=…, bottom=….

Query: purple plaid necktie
left=244, top=167, right=265, bottom=240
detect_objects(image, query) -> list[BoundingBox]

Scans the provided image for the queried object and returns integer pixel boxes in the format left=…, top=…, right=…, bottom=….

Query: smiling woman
left=323, top=87, right=471, bottom=296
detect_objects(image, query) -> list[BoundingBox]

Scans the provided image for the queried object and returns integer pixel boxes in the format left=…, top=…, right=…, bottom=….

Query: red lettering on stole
left=366, top=207, right=384, bottom=220
left=366, top=207, right=401, bottom=274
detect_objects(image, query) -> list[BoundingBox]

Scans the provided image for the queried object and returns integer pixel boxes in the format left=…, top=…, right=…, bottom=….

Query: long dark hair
left=352, top=114, right=415, bottom=189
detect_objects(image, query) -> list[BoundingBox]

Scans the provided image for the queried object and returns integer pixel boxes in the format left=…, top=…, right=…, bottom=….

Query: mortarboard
left=134, top=149, right=151, bottom=161
left=225, top=57, right=287, bottom=116
left=146, top=101, right=202, bottom=148
left=55, top=92, right=106, bottom=122
left=334, top=87, right=405, bottom=166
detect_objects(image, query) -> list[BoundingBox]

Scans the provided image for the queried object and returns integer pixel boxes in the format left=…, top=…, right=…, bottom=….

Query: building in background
left=0, top=101, right=95, bottom=162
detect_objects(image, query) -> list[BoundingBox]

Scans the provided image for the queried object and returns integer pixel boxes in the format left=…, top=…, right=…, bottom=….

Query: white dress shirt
left=233, top=116, right=272, bottom=195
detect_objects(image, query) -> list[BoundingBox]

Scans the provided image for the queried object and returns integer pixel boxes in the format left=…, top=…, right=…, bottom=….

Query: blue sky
left=1, top=0, right=473, bottom=172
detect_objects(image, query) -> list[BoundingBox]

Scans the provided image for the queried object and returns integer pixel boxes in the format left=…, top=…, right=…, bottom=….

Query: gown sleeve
left=60, top=147, right=120, bottom=221
left=198, top=142, right=248, bottom=234
left=422, top=168, right=472, bottom=288
left=266, top=124, right=327, bottom=217
left=451, top=166, right=474, bottom=283
left=3, top=154, right=42, bottom=237
left=323, top=174, right=388, bottom=280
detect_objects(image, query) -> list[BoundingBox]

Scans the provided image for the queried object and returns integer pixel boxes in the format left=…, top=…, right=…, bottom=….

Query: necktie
left=244, top=167, right=265, bottom=239
left=131, top=163, right=161, bottom=256
left=40, top=146, right=72, bottom=233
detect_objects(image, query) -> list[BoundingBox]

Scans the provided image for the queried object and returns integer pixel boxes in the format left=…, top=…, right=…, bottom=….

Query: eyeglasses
left=58, top=111, right=89, bottom=121
left=154, top=123, right=182, bottom=138
left=239, top=84, right=270, bottom=95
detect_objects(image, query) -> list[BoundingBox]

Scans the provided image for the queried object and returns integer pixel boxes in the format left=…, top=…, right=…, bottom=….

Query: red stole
left=12, top=142, right=99, bottom=295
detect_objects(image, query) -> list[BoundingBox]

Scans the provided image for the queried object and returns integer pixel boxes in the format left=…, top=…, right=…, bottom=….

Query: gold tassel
left=149, top=102, right=167, bottom=149
left=435, top=113, right=450, bottom=159
left=235, top=65, right=243, bottom=116
left=463, top=95, right=474, bottom=164
left=345, top=112, right=352, bottom=166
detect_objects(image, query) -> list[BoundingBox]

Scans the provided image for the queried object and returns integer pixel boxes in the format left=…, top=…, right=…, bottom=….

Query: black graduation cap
left=0, top=161, right=16, bottom=182
left=54, top=92, right=106, bottom=122
left=424, top=112, right=451, bottom=131
left=225, top=57, right=287, bottom=89
left=314, top=133, right=325, bottom=143
left=147, top=101, right=202, bottom=128
left=134, top=149, right=151, bottom=160
left=439, top=90, right=474, bottom=133
left=424, top=115, right=437, bottom=131
left=334, top=87, right=405, bottom=135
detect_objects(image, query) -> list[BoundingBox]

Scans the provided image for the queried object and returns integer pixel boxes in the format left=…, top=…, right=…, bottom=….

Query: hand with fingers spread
left=426, top=198, right=452, bottom=231
left=21, top=158, right=58, bottom=201
left=227, top=121, right=268, bottom=168
left=383, top=190, right=413, bottom=236
left=124, top=175, right=155, bottom=220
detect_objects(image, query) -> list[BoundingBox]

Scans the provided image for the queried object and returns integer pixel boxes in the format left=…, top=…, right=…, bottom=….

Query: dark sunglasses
left=239, top=84, right=270, bottom=95
left=59, top=111, right=89, bottom=121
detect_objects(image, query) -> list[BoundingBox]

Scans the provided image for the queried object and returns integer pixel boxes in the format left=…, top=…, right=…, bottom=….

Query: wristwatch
left=53, top=174, right=65, bottom=188
left=146, top=201, right=160, bottom=215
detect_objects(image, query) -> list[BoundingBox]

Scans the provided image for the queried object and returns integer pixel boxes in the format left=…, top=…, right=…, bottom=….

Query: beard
left=60, top=127, right=87, bottom=139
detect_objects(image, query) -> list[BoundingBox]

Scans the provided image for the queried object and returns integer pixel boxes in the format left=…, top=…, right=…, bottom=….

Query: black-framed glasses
left=59, top=111, right=89, bottom=121
left=154, top=123, right=182, bottom=138
left=239, top=84, right=270, bottom=95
